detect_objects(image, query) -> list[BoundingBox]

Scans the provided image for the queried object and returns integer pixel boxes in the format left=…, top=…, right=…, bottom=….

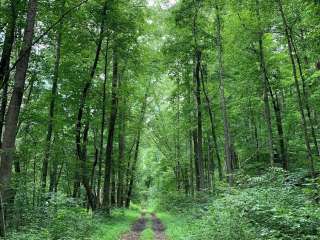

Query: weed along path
left=121, top=212, right=166, bottom=240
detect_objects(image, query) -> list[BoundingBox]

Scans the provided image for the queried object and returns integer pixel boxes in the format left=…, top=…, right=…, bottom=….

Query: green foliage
left=157, top=169, right=320, bottom=240
left=6, top=206, right=141, bottom=240
left=7, top=206, right=94, bottom=240
left=90, top=208, right=141, bottom=240
left=50, top=208, right=93, bottom=240
left=1, top=0, right=320, bottom=238
left=157, top=212, right=189, bottom=240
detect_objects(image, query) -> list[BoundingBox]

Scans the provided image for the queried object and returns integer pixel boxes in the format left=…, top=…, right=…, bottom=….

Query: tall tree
left=0, top=0, right=18, bottom=147
left=126, top=90, right=148, bottom=208
left=215, top=2, right=235, bottom=184
left=97, top=40, right=109, bottom=207
left=200, top=65, right=223, bottom=180
left=0, top=0, right=38, bottom=236
left=256, top=0, right=275, bottom=166
left=41, top=0, right=65, bottom=193
left=103, top=48, right=119, bottom=212
left=73, top=0, right=108, bottom=209
left=192, top=0, right=205, bottom=191
left=276, top=0, right=315, bottom=174
left=0, top=0, right=17, bottom=89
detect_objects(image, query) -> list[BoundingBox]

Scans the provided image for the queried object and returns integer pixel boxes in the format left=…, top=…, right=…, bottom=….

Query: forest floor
left=120, top=212, right=166, bottom=240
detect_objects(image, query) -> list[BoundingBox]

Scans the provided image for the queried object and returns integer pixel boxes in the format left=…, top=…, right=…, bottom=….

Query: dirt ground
left=120, top=212, right=166, bottom=240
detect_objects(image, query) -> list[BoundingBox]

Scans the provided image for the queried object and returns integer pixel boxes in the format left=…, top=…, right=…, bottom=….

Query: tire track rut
left=120, top=212, right=166, bottom=240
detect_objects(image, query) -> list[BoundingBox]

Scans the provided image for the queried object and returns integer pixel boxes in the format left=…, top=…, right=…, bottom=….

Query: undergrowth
left=155, top=168, right=320, bottom=240
left=6, top=200, right=141, bottom=240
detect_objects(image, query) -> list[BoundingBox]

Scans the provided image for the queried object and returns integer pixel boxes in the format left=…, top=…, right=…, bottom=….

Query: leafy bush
left=6, top=193, right=95, bottom=240
left=157, top=169, right=320, bottom=240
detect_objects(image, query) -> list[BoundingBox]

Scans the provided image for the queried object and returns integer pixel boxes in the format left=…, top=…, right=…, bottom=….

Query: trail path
left=120, top=212, right=166, bottom=240
left=151, top=213, right=166, bottom=240
left=121, top=213, right=147, bottom=240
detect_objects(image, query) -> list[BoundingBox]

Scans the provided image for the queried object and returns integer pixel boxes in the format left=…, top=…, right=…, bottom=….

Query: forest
left=0, top=0, right=319, bottom=239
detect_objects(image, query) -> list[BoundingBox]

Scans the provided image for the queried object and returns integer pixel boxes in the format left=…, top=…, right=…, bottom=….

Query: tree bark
left=117, top=95, right=126, bottom=207
left=265, top=74, right=288, bottom=169
left=215, top=2, right=234, bottom=185
left=74, top=1, right=107, bottom=204
left=0, top=0, right=38, bottom=237
left=103, top=49, right=119, bottom=212
left=0, top=0, right=17, bottom=89
left=125, top=91, right=148, bottom=208
left=0, top=0, right=18, bottom=147
left=97, top=41, right=109, bottom=207
left=192, top=129, right=200, bottom=190
left=200, top=65, right=223, bottom=180
left=194, top=49, right=205, bottom=190
left=289, top=31, right=320, bottom=157
left=125, top=135, right=140, bottom=208
left=0, top=82, right=9, bottom=148
left=90, top=129, right=99, bottom=192
left=80, top=121, right=96, bottom=210
left=277, top=0, right=315, bottom=174
left=257, top=32, right=274, bottom=166
left=42, top=0, right=65, bottom=193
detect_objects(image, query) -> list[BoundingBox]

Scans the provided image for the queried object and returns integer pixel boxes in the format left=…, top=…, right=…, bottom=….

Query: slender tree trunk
left=0, top=0, right=18, bottom=147
left=176, top=78, right=182, bottom=190
left=277, top=0, right=315, bottom=174
left=207, top=134, right=215, bottom=190
left=111, top=168, right=117, bottom=207
left=80, top=121, right=96, bottom=210
left=103, top=49, right=119, bottom=212
left=274, top=93, right=288, bottom=169
left=97, top=41, right=109, bottom=207
left=0, top=0, right=38, bottom=237
left=125, top=91, right=148, bottom=208
left=117, top=101, right=126, bottom=207
left=200, top=65, right=223, bottom=180
left=189, top=131, right=194, bottom=196
left=0, top=0, right=17, bottom=89
left=74, top=1, right=107, bottom=203
left=90, top=129, right=99, bottom=191
left=124, top=143, right=134, bottom=207
left=215, top=3, right=234, bottom=184
left=290, top=32, right=320, bottom=157
left=0, top=192, right=5, bottom=238
left=187, top=72, right=195, bottom=195
left=55, top=159, right=65, bottom=192
left=192, top=129, right=200, bottom=190
left=191, top=1, right=205, bottom=191
left=257, top=32, right=274, bottom=166
left=49, top=137, right=58, bottom=192
left=248, top=98, right=260, bottom=161
left=125, top=135, right=140, bottom=208
left=194, top=49, right=205, bottom=190
left=42, top=0, right=65, bottom=192
left=265, top=75, right=288, bottom=169
left=0, top=82, right=9, bottom=148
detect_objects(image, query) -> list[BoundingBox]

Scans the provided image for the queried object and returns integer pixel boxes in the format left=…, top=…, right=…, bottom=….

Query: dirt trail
left=151, top=213, right=166, bottom=240
left=121, top=212, right=166, bottom=240
left=121, top=213, right=147, bottom=240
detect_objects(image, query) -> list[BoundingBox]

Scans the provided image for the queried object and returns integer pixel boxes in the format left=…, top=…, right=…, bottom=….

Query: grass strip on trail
left=140, top=228, right=154, bottom=240
left=156, top=212, right=189, bottom=240
left=90, top=208, right=141, bottom=240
